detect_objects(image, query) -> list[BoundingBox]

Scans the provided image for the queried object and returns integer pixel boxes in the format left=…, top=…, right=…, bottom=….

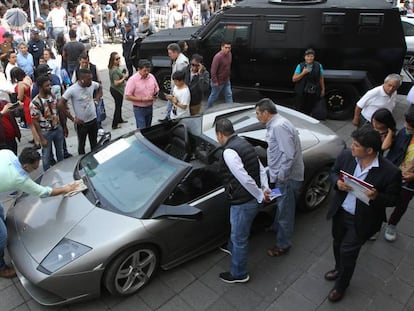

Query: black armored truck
left=132, top=0, right=407, bottom=119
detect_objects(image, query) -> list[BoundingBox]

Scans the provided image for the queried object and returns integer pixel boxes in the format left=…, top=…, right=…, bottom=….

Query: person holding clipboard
left=325, top=125, right=401, bottom=302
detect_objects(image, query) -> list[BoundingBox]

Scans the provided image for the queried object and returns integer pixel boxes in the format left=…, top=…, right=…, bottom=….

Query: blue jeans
left=228, top=199, right=258, bottom=278
left=92, top=23, right=104, bottom=46
left=133, top=105, right=153, bottom=129
left=0, top=202, right=6, bottom=269
left=42, top=126, right=64, bottom=171
left=273, top=179, right=303, bottom=249
left=206, top=80, right=233, bottom=109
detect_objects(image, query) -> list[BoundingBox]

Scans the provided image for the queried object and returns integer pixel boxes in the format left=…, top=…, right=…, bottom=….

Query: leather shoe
left=324, top=269, right=339, bottom=281
left=0, top=266, right=16, bottom=278
left=328, top=288, right=344, bottom=302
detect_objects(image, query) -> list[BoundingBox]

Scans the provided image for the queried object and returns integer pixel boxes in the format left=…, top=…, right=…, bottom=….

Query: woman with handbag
left=292, top=48, right=325, bottom=116
left=108, top=52, right=128, bottom=129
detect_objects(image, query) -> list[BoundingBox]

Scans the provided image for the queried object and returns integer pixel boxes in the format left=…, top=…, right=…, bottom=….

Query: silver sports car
left=7, top=104, right=345, bottom=306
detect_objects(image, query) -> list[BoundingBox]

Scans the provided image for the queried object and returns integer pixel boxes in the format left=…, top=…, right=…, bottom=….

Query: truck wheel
left=155, top=69, right=172, bottom=100
left=325, top=84, right=359, bottom=120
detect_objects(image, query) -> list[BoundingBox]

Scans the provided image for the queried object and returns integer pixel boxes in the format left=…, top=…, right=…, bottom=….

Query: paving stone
left=407, top=292, right=414, bottom=311
left=157, top=296, right=194, bottom=311
left=205, top=298, right=236, bottom=311
left=291, top=272, right=333, bottom=305
left=365, top=238, right=405, bottom=267
left=307, top=257, right=334, bottom=281
left=246, top=265, right=287, bottom=302
left=395, top=262, right=414, bottom=287
left=138, top=276, right=175, bottom=310
left=68, top=299, right=109, bottom=311
left=221, top=284, right=266, bottom=311
left=0, top=277, right=13, bottom=291
left=179, top=280, right=219, bottom=311
left=315, top=301, right=347, bottom=311
left=13, top=279, right=32, bottom=302
left=1, top=284, right=25, bottom=311
left=109, top=295, right=151, bottom=311
left=358, top=253, right=395, bottom=282
left=160, top=268, right=196, bottom=293
left=351, top=266, right=385, bottom=298
left=366, top=292, right=404, bottom=311
left=265, top=287, right=317, bottom=311
left=382, top=278, right=414, bottom=305
left=333, top=287, right=371, bottom=311
left=199, top=264, right=234, bottom=296
left=25, top=299, right=69, bottom=311
left=11, top=304, right=30, bottom=311
left=183, top=251, right=225, bottom=278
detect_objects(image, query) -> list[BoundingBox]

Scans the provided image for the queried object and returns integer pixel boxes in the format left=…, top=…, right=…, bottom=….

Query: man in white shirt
left=47, top=1, right=67, bottom=39
left=215, top=118, right=269, bottom=284
left=352, top=73, right=402, bottom=127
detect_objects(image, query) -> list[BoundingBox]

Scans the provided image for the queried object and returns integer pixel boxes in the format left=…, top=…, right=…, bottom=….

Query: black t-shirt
left=63, top=41, right=85, bottom=65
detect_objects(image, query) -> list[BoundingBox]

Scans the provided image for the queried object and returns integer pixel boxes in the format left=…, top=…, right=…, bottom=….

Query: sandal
left=267, top=246, right=290, bottom=257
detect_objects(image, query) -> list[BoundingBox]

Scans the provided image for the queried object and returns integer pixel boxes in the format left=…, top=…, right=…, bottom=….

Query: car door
left=200, top=22, right=253, bottom=85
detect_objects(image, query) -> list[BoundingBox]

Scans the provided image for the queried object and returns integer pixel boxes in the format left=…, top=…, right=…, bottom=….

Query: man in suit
left=325, top=125, right=401, bottom=302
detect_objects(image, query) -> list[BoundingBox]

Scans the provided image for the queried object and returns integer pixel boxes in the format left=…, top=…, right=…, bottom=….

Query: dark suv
left=132, top=0, right=406, bottom=119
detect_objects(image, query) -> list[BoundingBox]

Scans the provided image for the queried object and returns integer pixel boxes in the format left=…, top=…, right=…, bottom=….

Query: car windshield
left=79, top=133, right=188, bottom=218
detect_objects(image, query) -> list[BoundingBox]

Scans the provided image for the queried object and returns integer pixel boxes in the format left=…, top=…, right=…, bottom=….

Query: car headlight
left=38, top=238, right=92, bottom=274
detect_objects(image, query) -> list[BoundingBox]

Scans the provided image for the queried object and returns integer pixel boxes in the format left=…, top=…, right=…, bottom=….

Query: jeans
left=206, top=80, right=233, bottom=109
left=272, top=179, right=302, bottom=249
left=228, top=199, right=258, bottom=278
left=42, top=126, right=64, bottom=171
left=92, top=23, right=104, bottom=46
left=75, top=119, right=98, bottom=155
left=52, top=27, right=64, bottom=39
left=0, top=202, right=6, bottom=269
left=201, top=11, right=210, bottom=25
left=133, top=105, right=153, bottom=129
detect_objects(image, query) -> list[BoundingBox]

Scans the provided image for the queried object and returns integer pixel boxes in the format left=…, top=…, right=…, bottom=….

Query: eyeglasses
left=115, top=57, right=120, bottom=61
left=191, top=63, right=200, bottom=67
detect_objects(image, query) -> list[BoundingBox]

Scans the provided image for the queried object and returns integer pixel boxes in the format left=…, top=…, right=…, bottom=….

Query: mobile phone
left=153, top=92, right=159, bottom=97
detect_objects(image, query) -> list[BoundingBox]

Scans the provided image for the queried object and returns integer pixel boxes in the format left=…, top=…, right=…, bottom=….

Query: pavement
left=1, top=42, right=414, bottom=311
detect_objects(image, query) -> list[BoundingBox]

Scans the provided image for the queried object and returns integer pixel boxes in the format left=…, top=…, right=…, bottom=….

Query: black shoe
left=64, top=153, right=73, bottom=159
left=324, top=269, right=339, bottom=281
left=328, top=288, right=345, bottom=302
left=219, top=244, right=231, bottom=256
left=219, top=272, right=249, bottom=284
left=120, top=120, right=128, bottom=123
left=49, top=158, right=56, bottom=166
left=28, top=139, right=34, bottom=144
left=34, top=144, right=41, bottom=149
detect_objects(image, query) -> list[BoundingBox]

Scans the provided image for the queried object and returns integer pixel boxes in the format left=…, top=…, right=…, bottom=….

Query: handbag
left=312, top=97, right=327, bottom=120
left=304, top=82, right=318, bottom=94
left=96, top=98, right=107, bottom=122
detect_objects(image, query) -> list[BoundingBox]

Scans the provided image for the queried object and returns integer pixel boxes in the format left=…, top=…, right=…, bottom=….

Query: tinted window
left=402, top=20, right=414, bottom=36
left=205, top=23, right=250, bottom=46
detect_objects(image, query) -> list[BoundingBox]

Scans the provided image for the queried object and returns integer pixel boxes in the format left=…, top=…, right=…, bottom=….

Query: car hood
left=142, top=26, right=200, bottom=43
left=11, top=156, right=96, bottom=263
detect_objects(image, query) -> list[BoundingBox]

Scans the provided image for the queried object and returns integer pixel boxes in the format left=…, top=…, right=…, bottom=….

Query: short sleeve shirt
left=63, top=81, right=100, bottom=122
left=30, top=94, right=60, bottom=130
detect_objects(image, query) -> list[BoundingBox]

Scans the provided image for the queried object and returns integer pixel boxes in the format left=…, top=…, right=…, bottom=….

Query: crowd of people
left=0, top=0, right=413, bottom=305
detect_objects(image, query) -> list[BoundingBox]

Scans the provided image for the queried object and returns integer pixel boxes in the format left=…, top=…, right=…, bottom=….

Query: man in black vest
left=292, top=48, right=325, bottom=116
left=215, top=118, right=269, bottom=284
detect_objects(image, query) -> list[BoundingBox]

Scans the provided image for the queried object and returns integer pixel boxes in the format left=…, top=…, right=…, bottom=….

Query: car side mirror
left=152, top=204, right=203, bottom=221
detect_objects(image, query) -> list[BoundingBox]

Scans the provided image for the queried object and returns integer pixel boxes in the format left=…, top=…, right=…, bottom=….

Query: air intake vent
left=268, top=0, right=327, bottom=4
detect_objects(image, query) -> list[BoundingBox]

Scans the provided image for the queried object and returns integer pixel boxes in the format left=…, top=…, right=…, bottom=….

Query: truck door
left=200, top=22, right=252, bottom=85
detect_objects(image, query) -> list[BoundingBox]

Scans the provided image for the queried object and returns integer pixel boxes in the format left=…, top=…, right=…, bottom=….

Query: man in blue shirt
left=0, top=147, right=77, bottom=278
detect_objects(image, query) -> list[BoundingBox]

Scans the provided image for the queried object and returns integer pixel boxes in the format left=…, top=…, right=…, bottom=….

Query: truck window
left=402, top=20, right=414, bottom=37
left=205, top=23, right=251, bottom=47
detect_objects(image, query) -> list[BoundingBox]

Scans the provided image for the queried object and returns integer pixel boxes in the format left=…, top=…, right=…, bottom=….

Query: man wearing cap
left=90, top=0, right=104, bottom=47
left=122, top=22, right=135, bottom=77
left=28, top=28, right=46, bottom=67
left=292, top=48, right=325, bottom=116
left=0, top=32, right=16, bottom=69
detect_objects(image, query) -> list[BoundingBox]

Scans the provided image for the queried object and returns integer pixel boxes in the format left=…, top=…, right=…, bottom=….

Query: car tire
left=103, top=245, right=159, bottom=296
left=155, top=69, right=172, bottom=100
left=325, top=84, right=359, bottom=120
left=299, top=166, right=332, bottom=212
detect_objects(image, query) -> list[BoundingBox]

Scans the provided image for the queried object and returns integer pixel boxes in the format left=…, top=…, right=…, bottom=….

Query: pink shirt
left=125, top=71, right=159, bottom=107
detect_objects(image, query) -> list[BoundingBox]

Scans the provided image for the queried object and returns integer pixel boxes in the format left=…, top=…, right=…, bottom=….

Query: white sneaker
left=384, top=224, right=397, bottom=242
